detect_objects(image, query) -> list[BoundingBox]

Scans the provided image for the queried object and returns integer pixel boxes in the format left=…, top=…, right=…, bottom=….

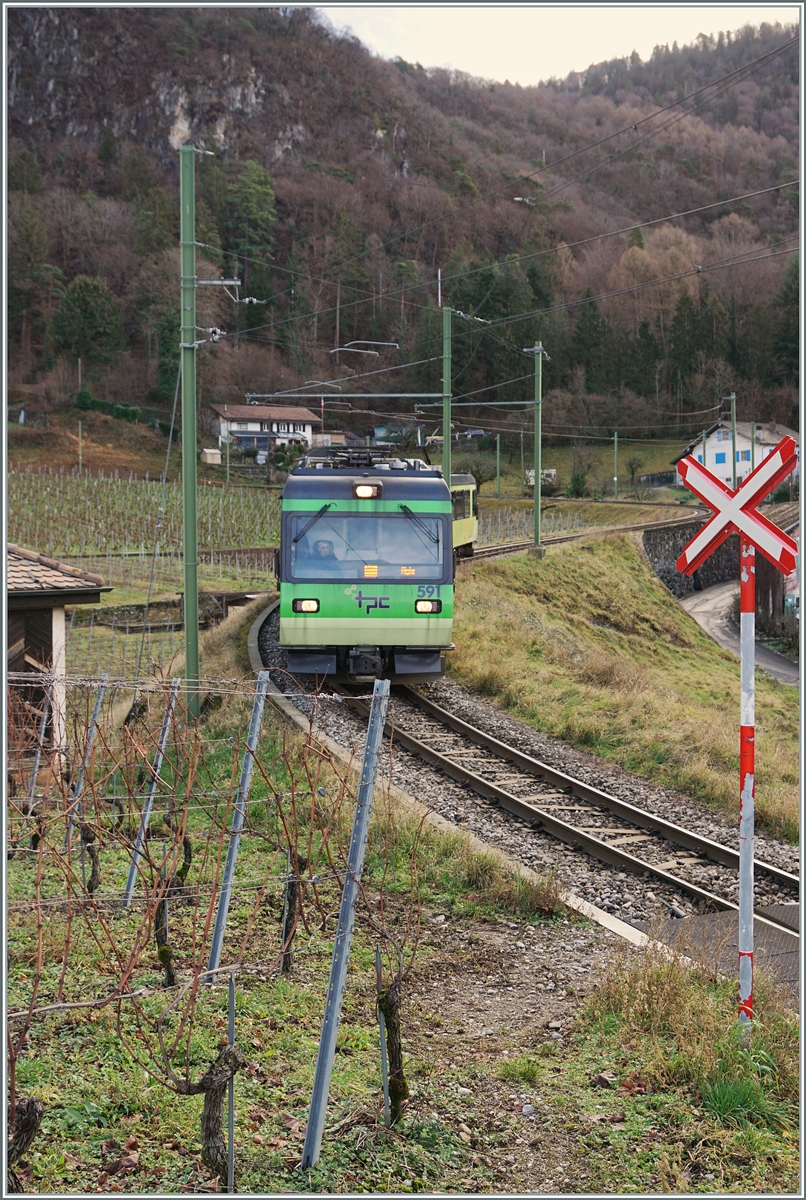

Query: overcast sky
left=316, top=4, right=799, bottom=85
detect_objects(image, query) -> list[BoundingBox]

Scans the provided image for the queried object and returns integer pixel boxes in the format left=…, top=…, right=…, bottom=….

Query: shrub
left=112, top=404, right=141, bottom=423
left=75, top=388, right=97, bottom=410
left=770, top=480, right=798, bottom=502
left=564, top=470, right=589, bottom=498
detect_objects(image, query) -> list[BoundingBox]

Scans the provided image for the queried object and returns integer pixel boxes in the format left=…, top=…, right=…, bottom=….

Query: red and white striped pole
left=738, top=535, right=755, bottom=1033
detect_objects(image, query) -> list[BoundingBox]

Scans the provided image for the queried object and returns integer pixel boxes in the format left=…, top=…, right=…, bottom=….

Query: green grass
left=450, top=537, right=799, bottom=840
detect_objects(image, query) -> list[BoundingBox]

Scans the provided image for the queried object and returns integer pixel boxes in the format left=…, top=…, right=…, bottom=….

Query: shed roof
left=7, top=544, right=109, bottom=602
left=209, top=404, right=321, bottom=423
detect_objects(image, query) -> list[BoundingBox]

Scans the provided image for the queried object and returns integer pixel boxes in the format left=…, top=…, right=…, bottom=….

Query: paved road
left=680, top=581, right=800, bottom=686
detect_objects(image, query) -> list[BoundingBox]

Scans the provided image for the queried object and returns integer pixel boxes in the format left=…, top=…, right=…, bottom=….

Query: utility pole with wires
left=334, top=281, right=341, bottom=365
left=730, top=392, right=737, bottom=490
left=524, top=343, right=549, bottom=557
left=179, top=144, right=239, bottom=718
left=179, top=145, right=200, bottom=719
left=442, top=306, right=452, bottom=486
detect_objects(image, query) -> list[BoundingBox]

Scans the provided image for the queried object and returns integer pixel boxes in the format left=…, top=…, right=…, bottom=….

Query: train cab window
left=452, top=490, right=469, bottom=520
left=287, top=512, right=447, bottom=581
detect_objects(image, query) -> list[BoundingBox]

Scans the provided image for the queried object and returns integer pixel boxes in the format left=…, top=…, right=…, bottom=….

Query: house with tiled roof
left=208, top=403, right=321, bottom=452
left=7, top=545, right=111, bottom=753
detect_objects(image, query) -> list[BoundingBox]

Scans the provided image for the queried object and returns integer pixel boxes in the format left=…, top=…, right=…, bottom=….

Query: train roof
left=284, top=449, right=452, bottom=501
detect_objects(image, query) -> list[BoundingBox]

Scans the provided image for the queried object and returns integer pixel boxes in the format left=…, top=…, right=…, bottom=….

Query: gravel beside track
left=258, top=608, right=798, bottom=929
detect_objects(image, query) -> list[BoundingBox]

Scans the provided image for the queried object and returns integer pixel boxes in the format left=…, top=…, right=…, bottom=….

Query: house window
left=234, top=421, right=249, bottom=430
left=738, top=450, right=750, bottom=462
left=715, top=452, right=726, bottom=464
left=293, top=423, right=304, bottom=433
left=279, top=422, right=288, bottom=432
left=261, top=422, right=271, bottom=432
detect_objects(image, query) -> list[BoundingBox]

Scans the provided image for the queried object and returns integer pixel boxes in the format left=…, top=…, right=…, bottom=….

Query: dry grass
left=452, top=536, right=799, bottom=841
left=587, top=934, right=799, bottom=1130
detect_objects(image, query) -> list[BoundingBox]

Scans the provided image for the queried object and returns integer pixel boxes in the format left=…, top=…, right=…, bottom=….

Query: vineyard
left=8, top=467, right=281, bottom=556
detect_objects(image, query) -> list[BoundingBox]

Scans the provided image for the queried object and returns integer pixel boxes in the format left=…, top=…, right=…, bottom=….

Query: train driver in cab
left=312, top=538, right=338, bottom=563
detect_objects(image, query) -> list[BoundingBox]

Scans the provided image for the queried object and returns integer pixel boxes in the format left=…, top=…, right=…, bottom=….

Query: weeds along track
left=258, top=606, right=799, bottom=938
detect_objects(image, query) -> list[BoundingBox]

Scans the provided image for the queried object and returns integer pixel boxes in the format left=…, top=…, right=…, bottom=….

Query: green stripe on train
left=281, top=499, right=452, bottom=513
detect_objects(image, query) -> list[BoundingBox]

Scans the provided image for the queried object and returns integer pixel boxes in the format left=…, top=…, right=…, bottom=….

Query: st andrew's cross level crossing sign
left=676, top=433, right=798, bottom=1036
left=676, top=435, right=799, bottom=576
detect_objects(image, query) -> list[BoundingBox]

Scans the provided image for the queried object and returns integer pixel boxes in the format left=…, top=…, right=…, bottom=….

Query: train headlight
left=354, top=483, right=381, bottom=498
left=415, top=599, right=442, bottom=614
left=292, top=599, right=320, bottom=613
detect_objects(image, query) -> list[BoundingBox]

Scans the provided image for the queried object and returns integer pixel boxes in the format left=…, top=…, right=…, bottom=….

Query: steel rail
left=334, top=687, right=797, bottom=937
left=395, top=688, right=798, bottom=892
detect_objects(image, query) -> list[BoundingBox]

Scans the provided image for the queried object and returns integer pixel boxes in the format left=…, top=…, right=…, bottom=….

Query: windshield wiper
left=293, top=503, right=333, bottom=543
left=399, top=504, right=439, bottom=543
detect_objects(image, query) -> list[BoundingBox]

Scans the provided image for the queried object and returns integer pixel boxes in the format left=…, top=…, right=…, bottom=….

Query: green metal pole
left=702, top=429, right=707, bottom=468
left=496, top=434, right=500, bottom=497
left=750, top=421, right=755, bottom=471
left=78, top=420, right=82, bottom=473
left=534, top=345, right=543, bottom=550
left=226, top=434, right=230, bottom=485
left=442, top=305, right=451, bottom=488
left=613, top=431, right=619, bottom=500
left=731, top=392, right=737, bottom=490
left=520, top=429, right=524, bottom=485
left=180, top=145, right=200, bottom=720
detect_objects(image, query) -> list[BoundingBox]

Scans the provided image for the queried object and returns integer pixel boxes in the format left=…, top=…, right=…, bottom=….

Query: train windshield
left=288, top=512, right=445, bottom=580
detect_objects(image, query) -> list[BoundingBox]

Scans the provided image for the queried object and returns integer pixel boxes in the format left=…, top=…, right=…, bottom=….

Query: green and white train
left=277, top=450, right=477, bottom=681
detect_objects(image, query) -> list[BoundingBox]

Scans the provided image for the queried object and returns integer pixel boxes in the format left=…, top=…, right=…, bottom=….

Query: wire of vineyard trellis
left=6, top=673, right=425, bottom=1186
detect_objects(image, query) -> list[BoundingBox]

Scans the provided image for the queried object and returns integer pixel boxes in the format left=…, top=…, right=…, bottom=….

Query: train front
left=278, top=456, right=454, bottom=680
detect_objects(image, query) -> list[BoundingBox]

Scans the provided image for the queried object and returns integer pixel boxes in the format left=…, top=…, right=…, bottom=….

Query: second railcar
left=450, top=471, right=479, bottom=557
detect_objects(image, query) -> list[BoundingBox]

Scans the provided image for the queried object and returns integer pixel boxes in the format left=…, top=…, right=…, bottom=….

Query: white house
left=209, top=404, right=321, bottom=452
left=672, top=420, right=800, bottom=488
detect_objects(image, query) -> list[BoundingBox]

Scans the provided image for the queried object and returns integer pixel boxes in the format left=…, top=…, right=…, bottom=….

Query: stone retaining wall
left=642, top=521, right=739, bottom=597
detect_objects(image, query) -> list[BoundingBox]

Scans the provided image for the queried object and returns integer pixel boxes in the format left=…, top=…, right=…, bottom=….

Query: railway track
left=336, top=684, right=798, bottom=933
left=257, top=605, right=798, bottom=944
left=466, top=512, right=707, bottom=562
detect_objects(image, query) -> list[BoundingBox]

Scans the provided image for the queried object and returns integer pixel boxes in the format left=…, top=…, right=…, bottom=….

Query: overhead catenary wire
left=216, top=33, right=797, bottom=314
left=201, top=176, right=797, bottom=348
left=222, top=236, right=797, bottom=408
left=481, top=239, right=799, bottom=334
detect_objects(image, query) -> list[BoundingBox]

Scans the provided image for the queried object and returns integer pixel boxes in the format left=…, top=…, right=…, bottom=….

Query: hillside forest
left=7, top=8, right=800, bottom=457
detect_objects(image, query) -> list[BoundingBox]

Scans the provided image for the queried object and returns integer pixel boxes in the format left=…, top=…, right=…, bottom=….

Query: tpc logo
left=355, top=591, right=390, bottom=612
